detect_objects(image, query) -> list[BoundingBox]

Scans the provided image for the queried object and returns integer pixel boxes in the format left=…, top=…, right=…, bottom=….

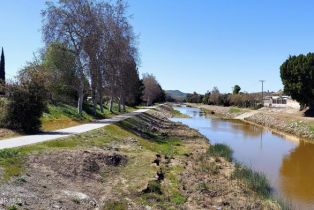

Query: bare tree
left=42, top=0, right=141, bottom=114
left=102, top=0, right=139, bottom=112
left=142, top=73, right=162, bottom=106
left=42, top=0, right=93, bottom=114
left=209, top=86, right=220, bottom=105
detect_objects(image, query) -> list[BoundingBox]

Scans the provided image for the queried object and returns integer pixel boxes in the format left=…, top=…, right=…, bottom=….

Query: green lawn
left=41, top=103, right=138, bottom=131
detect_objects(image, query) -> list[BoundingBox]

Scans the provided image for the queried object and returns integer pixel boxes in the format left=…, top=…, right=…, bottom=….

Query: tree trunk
left=92, top=90, right=97, bottom=116
left=146, top=96, right=150, bottom=106
left=99, top=95, right=104, bottom=113
left=77, top=84, right=84, bottom=115
left=118, top=96, right=121, bottom=112
left=122, top=96, right=126, bottom=112
left=109, top=95, right=113, bottom=112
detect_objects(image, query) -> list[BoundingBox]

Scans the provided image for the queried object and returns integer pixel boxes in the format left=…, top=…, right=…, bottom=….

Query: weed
left=15, top=176, right=27, bottom=185
left=275, top=197, right=293, bottom=210
left=143, top=180, right=162, bottom=194
left=72, top=198, right=81, bottom=204
left=197, top=182, right=209, bottom=192
left=0, top=149, right=19, bottom=159
left=232, top=163, right=271, bottom=198
left=170, top=192, right=186, bottom=205
left=103, top=201, right=127, bottom=210
left=7, top=205, right=18, bottom=210
left=208, top=144, right=233, bottom=162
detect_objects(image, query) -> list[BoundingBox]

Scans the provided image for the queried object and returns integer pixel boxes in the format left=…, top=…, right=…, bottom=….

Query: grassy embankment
left=41, top=103, right=136, bottom=131
left=0, top=104, right=282, bottom=209
left=0, top=100, right=137, bottom=139
left=0, top=105, right=194, bottom=209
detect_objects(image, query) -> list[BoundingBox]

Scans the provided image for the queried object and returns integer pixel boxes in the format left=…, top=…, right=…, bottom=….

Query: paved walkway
left=0, top=108, right=150, bottom=150
left=234, top=110, right=259, bottom=120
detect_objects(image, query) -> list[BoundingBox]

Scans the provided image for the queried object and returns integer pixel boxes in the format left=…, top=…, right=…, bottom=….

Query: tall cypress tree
left=0, top=47, right=5, bottom=83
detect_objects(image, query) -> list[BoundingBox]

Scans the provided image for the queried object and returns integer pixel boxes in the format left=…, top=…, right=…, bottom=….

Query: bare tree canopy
left=142, top=73, right=163, bottom=106
left=42, top=0, right=142, bottom=114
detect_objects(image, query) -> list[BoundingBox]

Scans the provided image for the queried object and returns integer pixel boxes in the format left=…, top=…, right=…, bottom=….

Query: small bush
left=143, top=180, right=162, bottom=194
left=208, top=144, right=233, bottom=162
left=5, top=81, right=47, bottom=133
left=232, top=164, right=271, bottom=198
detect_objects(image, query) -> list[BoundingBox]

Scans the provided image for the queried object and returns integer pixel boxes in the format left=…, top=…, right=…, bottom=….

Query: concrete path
left=0, top=108, right=151, bottom=150
left=234, top=110, right=259, bottom=120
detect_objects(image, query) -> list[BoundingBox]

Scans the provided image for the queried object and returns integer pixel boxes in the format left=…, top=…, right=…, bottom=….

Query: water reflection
left=280, top=141, right=314, bottom=207
left=171, top=106, right=314, bottom=208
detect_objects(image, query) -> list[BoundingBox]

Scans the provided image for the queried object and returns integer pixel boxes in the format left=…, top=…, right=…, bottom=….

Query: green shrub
left=208, top=144, right=233, bottom=162
left=5, top=80, right=47, bottom=133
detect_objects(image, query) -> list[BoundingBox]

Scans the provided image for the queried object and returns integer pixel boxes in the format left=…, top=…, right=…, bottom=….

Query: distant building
left=263, top=95, right=300, bottom=109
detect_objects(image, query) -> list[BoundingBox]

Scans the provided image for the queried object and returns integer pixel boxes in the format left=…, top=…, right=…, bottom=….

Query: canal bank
left=173, top=105, right=314, bottom=209
left=187, top=103, right=314, bottom=142
left=0, top=104, right=279, bottom=209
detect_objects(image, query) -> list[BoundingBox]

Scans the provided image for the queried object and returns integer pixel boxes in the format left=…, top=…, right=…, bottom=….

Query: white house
left=263, top=95, right=300, bottom=109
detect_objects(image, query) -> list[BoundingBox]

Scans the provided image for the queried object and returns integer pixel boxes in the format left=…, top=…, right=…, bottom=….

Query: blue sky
left=1, top=1, right=314, bottom=93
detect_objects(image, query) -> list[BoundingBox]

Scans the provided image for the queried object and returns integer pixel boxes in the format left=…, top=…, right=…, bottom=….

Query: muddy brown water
left=171, top=106, right=314, bottom=209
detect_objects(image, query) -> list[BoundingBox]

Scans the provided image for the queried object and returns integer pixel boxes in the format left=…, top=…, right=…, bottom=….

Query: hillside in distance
left=166, top=90, right=188, bottom=101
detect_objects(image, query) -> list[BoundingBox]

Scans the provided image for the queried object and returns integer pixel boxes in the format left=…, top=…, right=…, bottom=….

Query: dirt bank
left=189, top=103, right=314, bottom=141
left=0, top=104, right=279, bottom=209
left=245, top=112, right=314, bottom=140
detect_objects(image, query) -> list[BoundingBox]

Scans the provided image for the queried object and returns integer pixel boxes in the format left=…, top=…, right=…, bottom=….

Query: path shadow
left=38, top=131, right=75, bottom=136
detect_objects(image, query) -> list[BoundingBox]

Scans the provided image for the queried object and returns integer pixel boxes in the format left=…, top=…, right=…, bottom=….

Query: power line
left=259, top=80, right=265, bottom=105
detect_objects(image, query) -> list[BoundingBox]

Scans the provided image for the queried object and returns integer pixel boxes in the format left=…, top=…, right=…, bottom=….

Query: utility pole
left=259, top=80, right=265, bottom=106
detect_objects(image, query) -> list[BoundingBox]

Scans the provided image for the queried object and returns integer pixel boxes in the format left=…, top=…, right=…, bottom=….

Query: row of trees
left=186, top=85, right=262, bottom=108
left=186, top=53, right=314, bottom=112
left=186, top=52, right=314, bottom=112
left=2, top=0, right=165, bottom=133
left=41, top=0, right=142, bottom=114
left=25, top=0, right=164, bottom=112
